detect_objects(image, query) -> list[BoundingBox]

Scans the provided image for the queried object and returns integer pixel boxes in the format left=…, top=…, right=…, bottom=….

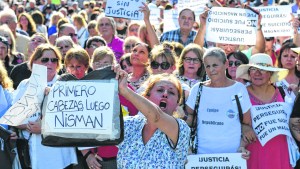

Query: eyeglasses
left=125, top=44, right=135, bottom=50
left=150, top=61, right=171, bottom=70
left=229, top=60, right=242, bottom=67
left=99, top=23, right=110, bottom=27
left=40, top=57, right=59, bottom=63
left=248, top=67, right=268, bottom=74
left=69, top=33, right=77, bottom=37
left=184, top=57, right=201, bottom=64
left=193, top=26, right=199, bottom=29
left=90, top=44, right=99, bottom=49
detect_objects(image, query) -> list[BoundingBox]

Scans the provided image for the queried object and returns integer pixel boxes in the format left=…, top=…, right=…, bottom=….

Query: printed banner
left=43, top=81, right=115, bottom=134
left=255, top=5, right=293, bottom=37
left=206, top=7, right=258, bottom=45
left=177, top=0, right=208, bottom=10
left=251, top=102, right=292, bottom=146
left=185, top=153, right=247, bottom=169
left=0, top=64, right=47, bottom=126
left=105, top=0, right=146, bottom=20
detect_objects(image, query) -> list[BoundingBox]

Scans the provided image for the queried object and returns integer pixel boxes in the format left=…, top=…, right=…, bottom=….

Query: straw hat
left=291, top=47, right=300, bottom=55
left=236, top=53, right=288, bottom=83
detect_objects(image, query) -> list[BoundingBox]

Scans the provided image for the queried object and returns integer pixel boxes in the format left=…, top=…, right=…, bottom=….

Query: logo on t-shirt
left=226, top=109, right=237, bottom=119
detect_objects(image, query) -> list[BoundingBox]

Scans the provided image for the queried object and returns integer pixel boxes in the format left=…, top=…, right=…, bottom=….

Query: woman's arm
left=193, top=10, right=209, bottom=47
left=140, top=2, right=159, bottom=48
left=251, top=12, right=265, bottom=55
left=115, top=66, right=179, bottom=145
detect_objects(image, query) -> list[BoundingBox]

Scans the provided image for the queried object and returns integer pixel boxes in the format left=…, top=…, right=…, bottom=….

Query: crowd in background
left=0, top=0, right=300, bottom=168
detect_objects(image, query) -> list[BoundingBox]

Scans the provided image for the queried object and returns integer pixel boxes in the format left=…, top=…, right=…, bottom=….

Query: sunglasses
left=125, top=44, right=135, bottom=50
left=184, top=57, right=201, bottom=64
left=229, top=61, right=242, bottom=67
left=69, top=33, right=77, bottom=37
left=248, top=67, right=268, bottom=74
left=40, top=57, right=59, bottom=63
left=150, top=61, right=171, bottom=70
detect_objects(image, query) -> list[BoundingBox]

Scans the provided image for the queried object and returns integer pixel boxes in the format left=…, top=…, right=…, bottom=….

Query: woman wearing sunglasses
left=176, top=43, right=206, bottom=88
left=226, top=51, right=249, bottom=84
left=14, top=44, right=77, bottom=169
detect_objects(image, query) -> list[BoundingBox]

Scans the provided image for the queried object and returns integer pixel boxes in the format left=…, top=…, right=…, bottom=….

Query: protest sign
left=177, top=0, right=207, bottom=10
left=0, top=64, right=47, bottom=126
left=105, top=0, right=145, bottom=20
left=43, top=81, right=115, bottom=135
left=255, top=5, right=293, bottom=37
left=206, top=7, right=258, bottom=45
left=148, top=5, right=161, bottom=27
left=251, top=102, right=292, bottom=146
left=185, top=153, right=247, bottom=169
left=163, top=9, right=179, bottom=32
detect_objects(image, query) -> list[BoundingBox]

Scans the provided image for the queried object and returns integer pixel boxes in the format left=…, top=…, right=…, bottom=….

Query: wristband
left=257, top=25, right=262, bottom=31
left=83, top=151, right=93, bottom=160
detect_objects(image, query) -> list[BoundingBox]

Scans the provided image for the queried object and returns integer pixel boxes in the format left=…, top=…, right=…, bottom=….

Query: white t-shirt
left=186, top=82, right=251, bottom=154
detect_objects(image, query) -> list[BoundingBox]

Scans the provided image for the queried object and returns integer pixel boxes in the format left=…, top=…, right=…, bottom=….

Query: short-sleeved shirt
left=160, top=28, right=197, bottom=47
left=117, top=116, right=190, bottom=168
left=186, top=82, right=251, bottom=154
left=107, top=36, right=124, bottom=62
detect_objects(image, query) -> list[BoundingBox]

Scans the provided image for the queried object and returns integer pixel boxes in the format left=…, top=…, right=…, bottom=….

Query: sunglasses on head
left=41, top=57, right=59, bottom=63
left=150, top=61, right=171, bottom=70
left=229, top=60, right=242, bottom=67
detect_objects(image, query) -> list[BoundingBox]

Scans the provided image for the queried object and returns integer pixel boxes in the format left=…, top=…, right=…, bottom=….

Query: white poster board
left=149, top=5, right=161, bottom=27
left=105, top=0, right=146, bottom=20
left=185, top=153, right=247, bottom=169
left=177, top=0, right=208, bottom=10
left=163, top=9, right=179, bottom=32
left=255, top=5, right=293, bottom=38
left=43, top=81, right=115, bottom=134
left=0, top=64, right=47, bottom=126
left=206, top=7, right=258, bottom=45
left=251, top=102, right=292, bottom=146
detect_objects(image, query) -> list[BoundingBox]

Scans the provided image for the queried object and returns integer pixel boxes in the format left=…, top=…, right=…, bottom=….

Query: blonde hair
left=72, top=14, right=87, bottom=28
left=92, top=46, right=116, bottom=64
left=0, top=60, right=13, bottom=89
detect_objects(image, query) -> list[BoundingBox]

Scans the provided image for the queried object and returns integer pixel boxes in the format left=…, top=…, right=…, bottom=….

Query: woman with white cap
left=236, top=53, right=293, bottom=169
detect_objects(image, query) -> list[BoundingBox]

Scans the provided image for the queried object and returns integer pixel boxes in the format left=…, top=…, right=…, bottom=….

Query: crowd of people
left=0, top=0, right=300, bottom=169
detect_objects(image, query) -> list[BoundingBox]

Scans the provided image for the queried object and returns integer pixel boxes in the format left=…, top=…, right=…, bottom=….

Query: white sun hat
left=236, top=53, right=289, bottom=83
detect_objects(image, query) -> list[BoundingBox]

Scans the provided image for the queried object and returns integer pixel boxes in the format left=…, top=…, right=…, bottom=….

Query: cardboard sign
left=185, top=153, right=247, bottom=169
left=105, top=0, right=146, bottom=20
left=0, top=64, right=47, bottom=126
left=206, top=7, right=258, bottom=45
left=163, top=9, right=179, bottom=32
left=43, top=81, right=115, bottom=134
left=251, top=102, right=292, bottom=146
left=255, top=6, right=293, bottom=37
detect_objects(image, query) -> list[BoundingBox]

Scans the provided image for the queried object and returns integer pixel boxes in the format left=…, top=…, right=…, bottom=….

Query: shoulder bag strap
left=277, top=86, right=286, bottom=100
left=235, top=95, right=243, bottom=124
left=190, top=83, right=203, bottom=154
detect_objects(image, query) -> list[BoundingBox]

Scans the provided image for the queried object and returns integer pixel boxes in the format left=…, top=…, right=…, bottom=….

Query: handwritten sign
left=255, top=6, right=293, bottom=38
left=163, top=9, right=179, bottom=32
left=105, top=0, right=146, bottom=20
left=251, top=102, right=292, bottom=146
left=185, top=153, right=247, bottom=169
left=206, top=7, right=258, bottom=45
left=0, top=64, right=47, bottom=126
left=43, top=81, right=115, bottom=135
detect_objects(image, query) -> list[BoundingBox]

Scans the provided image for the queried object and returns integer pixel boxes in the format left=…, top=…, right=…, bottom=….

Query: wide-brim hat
left=236, top=53, right=288, bottom=83
left=291, top=47, right=300, bottom=55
